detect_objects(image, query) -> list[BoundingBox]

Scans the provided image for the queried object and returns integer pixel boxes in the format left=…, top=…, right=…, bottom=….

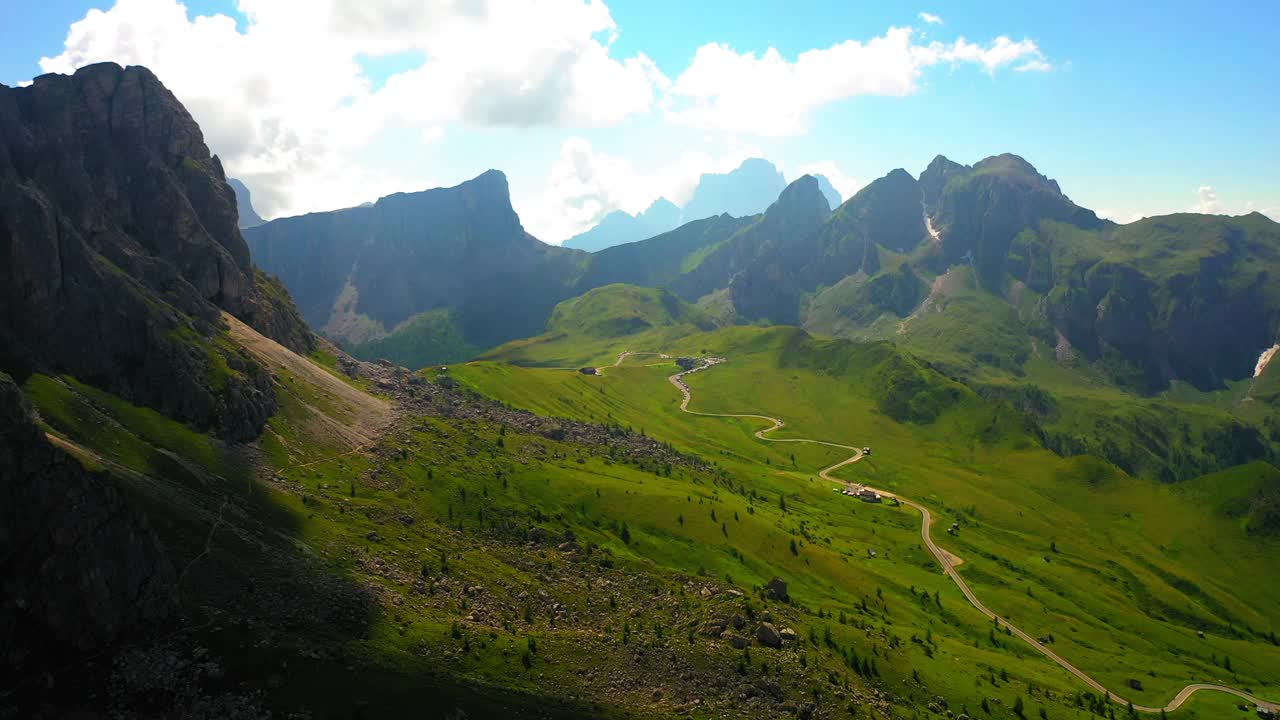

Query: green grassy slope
left=18, top=315, right=909, bottom=719
left=481, top=283, right=717, bottom=368
left=461, top=323, right=1280, bottom=718
left=349, top=308, right=481, bottom=368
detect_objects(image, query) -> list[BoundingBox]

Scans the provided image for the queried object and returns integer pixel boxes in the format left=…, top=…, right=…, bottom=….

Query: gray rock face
left=246, top=169, right=586, bottom=350
left=0, top=63, right=313, bottom=439
left=722, top=175, right=834, bottom=322
left=764, top=577, right=789, bottom=602
left=755, top=622, right=782, bottom=648
left=932, top=153, right=1105, bottom=289
left=0, top=373, right=177, bottom=673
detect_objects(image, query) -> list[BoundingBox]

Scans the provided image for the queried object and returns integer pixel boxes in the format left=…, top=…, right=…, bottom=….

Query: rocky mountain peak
left=773, top=174, right=831, bottom=213
left=0, top=62, right=313, bottom=438
left=972, top=153, right=1065, bottom=195
left=919, top=155, right=968, bottom=211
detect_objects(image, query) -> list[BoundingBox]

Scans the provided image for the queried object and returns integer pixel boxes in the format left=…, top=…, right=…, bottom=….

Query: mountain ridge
left=562, top=159, right=845, bottom=253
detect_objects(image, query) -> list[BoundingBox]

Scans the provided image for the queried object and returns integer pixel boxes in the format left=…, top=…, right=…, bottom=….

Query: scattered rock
left=764, top=577, right=789, bottom=602
left=755, top=622, right=782, bottom=648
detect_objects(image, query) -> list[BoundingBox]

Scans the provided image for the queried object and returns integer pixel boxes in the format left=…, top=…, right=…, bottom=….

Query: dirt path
left=655, top=355, right=1277, bottom=715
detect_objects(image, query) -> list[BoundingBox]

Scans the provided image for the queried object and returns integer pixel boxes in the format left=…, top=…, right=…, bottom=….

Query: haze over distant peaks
left=563, top=197, right=682, bottom=252
left=227, top=177, right=264, bottom=229
left=565, top=158, right=844, bottom=252
left=682, top=157, right=788, bottom=224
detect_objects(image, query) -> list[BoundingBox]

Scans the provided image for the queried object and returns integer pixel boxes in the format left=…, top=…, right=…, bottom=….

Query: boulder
left=764, top=577, right=789, bottom=602
left=756, top=622, right=782, bottom=648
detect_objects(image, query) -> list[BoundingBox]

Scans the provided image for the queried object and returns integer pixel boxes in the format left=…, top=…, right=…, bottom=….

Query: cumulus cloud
left=664, top=27, right=1049, bottom=136
left=39, top=0, right=664, bottom=218
left=517, top=138, right=763, bottom=243
left=918, top=12, right=943, bottom=24
left=1184, top=188, right=1279, bottom=220
left=1193, top=186, right=1226, bottom=214
left=37, top=0, right=1055, bottom=220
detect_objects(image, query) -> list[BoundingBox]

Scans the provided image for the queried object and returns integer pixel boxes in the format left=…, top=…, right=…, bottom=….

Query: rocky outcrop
left=0, top=63, right=313, bottom=439
left=755, top=622, right=783, bottom=648
left=0, top=373, right=176, bottom=674
left=932, top=153, right=1106, bottom=288
left=1044, top=213, right=1280, bottom=391
left=728, top=171, right=922, bottom=324
left=246, top=169, right=587, bottom=352
left=764, top=577, right=789, bottom=602
left=918, top=154, right=967, bottom=213
left=684, top=175, right=830, bottom=318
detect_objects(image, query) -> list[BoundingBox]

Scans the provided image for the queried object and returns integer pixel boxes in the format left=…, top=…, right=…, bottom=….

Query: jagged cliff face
left=811, top=154, right=1280, bottom=394
left=0, top=63, right=312, bottom=439
left=0, top=373, right=176, bottom=674
left=726, top=171, right=923, bottom=325
left=930, top=153, right=1106, bottom=289
left=721, top=175, right=833, bottom=323
left=246, top=170, right=587, bottom=350
left=1040, top=213, right=1280, bottom=391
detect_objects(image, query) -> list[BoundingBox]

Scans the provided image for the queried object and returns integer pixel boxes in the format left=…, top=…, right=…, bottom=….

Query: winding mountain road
left=632, top=352, right=1278, bottom=716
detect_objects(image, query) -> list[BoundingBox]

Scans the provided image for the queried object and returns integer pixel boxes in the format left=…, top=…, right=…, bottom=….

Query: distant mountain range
left=562, top=158, right=842, bottom=252
left=248, top=150, right=1280, bottom=415
left=563, top=197, right=682, bottom=252
left=3, top=64, right=1279, bottom=719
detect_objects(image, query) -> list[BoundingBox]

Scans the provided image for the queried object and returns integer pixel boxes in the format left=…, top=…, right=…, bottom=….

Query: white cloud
left=517, top=137, right=762, bottom=243
left=794, top=161, right=862, bottom=202
left=1015, top=59, right=1053, bottom=72
left=918, top=12, right=943, bottom=25
left=1245, top=201, right=1280, bottom=221
left=664, top=27, right=1049, bottom=136
left=1180, top=187, right=1279, bottom=220
left=1193, top=186, right=1225, bottom=214
left=39, top=0, right=665, bottom=218
left=37, top=0, right=1056, bottom=222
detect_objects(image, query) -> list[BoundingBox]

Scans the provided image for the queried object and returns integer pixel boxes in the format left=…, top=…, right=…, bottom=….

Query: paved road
left=643, top=353, right=1278, bottom=716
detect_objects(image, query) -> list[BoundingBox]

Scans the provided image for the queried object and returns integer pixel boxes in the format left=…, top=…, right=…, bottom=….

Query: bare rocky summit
left=0, top=62, right=313, bottom=439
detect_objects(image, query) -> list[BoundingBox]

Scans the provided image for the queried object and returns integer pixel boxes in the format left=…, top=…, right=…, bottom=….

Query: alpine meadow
left=1, top=3, right=1278, bottom=720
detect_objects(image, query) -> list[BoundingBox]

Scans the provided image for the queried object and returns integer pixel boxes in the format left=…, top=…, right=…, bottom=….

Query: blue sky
left=4, top=0, right=1278, bottom=240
